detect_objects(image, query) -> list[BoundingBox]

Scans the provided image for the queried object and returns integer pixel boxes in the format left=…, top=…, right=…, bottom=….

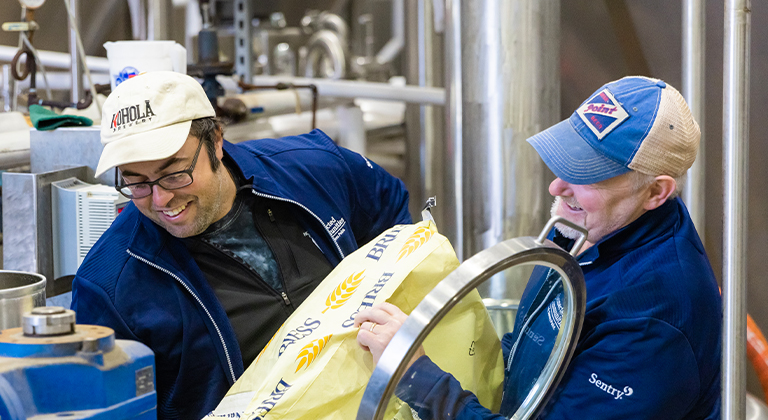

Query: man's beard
left=550, top=197, right=583, bottom=240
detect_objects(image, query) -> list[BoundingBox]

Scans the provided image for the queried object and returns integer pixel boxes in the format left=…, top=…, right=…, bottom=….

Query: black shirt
left=183, top=161, right=333, bottom=367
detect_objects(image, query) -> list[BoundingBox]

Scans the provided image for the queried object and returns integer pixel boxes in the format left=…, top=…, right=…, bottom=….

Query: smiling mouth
left=563, top=199, right=583, bottom=211
left=162, top=204, right=187, bottom=217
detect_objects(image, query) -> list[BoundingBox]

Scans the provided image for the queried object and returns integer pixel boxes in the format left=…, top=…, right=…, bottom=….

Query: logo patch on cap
left=576, top=89, right=629, bottom=140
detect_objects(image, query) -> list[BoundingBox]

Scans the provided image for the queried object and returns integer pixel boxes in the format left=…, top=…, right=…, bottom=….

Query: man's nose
left=549, top=178, right=572, bottom=196
left=152, top=184, right=174, bottom=206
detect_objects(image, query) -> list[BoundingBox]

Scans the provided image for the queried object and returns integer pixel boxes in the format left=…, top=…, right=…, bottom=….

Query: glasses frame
left=114, top=139, right=204, bottom=199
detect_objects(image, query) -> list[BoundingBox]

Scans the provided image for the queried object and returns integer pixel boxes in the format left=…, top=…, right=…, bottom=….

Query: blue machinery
left=0, top=307, right=156, bottom=419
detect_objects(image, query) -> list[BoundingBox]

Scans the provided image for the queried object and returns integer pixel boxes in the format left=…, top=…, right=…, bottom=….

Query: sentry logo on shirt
left=589, top=373, right=634, bottom=400
left=576, top=88, right=629, bottom=140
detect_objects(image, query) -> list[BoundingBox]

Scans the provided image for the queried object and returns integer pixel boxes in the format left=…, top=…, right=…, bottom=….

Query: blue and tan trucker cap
left=527, top=76, right=700, bottom=185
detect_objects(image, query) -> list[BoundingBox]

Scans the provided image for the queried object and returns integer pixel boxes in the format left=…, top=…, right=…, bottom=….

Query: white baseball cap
left=95, top=71, right=215, bottom=177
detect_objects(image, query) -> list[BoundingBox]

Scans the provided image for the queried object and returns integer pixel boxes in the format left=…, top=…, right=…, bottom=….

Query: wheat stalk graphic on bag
left=397, top=226, right=433, bottom=261
left=322, top=270, right=365, bottom=313
left=295, top=334, right=333, bottom=373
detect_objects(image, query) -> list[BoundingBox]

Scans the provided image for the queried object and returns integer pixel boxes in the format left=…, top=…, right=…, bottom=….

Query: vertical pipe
left=68, top=0, right=82, bottom=104
left=722, top=1, right=750, bottom=419
left=445, top=0, right=463, bottom=261
left=2, top=65, right=16, bottom=112
left=460, top=0, right=559, bottom=297
left=404, top=0, right=424, bottom=218
left=682, top=0, right=706, bottom=240
left=405, top=0, right=444, bottom=221
left=148, top=0, right=170, bottom=40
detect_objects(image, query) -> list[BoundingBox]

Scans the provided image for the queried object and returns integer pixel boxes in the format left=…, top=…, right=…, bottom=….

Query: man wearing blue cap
left=355, top=76, right=721, bottom=419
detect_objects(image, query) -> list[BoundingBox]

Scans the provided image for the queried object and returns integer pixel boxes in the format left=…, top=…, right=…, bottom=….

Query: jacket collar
left=223, top=140, right=284, bottom=198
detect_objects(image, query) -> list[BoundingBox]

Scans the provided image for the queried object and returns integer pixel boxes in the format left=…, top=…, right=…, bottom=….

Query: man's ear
left=214, top=127, right=225, bottom=160
left=644, top=175, right=676, bottom=211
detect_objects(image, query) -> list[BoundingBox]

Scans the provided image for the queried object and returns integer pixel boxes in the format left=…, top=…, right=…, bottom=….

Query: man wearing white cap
left=71, top=71, right=411, bottom=419
left=354, top=76, right=721, bottom=419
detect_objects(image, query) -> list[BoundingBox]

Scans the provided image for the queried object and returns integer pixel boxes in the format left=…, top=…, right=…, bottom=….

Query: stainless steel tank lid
left=22, top=306, right=76, bottom=336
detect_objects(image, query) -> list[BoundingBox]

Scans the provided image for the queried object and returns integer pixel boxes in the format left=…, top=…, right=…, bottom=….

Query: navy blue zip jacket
left=396, top=197, right=721, bottom=420
left=71, top=129, right=411, bottom=420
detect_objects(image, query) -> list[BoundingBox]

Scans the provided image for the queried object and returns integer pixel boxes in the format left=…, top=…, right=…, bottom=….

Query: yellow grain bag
left=204, top=221, right=504, bottom=420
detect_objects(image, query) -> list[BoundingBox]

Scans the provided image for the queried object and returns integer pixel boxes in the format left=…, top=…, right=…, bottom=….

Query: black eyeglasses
left=115, top=139, right=204, bottom=199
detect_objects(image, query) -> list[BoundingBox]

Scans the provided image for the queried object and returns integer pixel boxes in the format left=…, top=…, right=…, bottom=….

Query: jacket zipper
left=126, top=249, right=237, bottom=383
left=262, top=207, right=292, bottom=307
left=251, top=190, right=346, bottom=260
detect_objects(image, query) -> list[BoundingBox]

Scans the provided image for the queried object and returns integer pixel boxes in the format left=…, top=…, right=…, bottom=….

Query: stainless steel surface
left=405, top=0, right=445, bottom=226
left=82, top=0, right=122, bottom=53
left=356, top=221, right=586, bottom=420
left=444, top=0, right=463, bottom=261
left=722, top=1, right=751, bottom=419
left=0, top=271, right=46, bottom=330
left=2, top=166, right=88, bottom=294
left=682, top=0, right=706, bottom=240
left=746, top=393, right=768, bottom=420
left=302, top=11, right=349, bottom=41
left=2, top=64, right=16, bottom=112
left=252, top=75, right=445, bottom=105
left=29, top=127, right=108, bottom=185
left=0, top=150, right=30, bottom=170
left=68, top=0, right=83, bottom=104
left=148, top=0, right=170, bottom=40
left=375, top=0, right=404, bottom=65
left=301, top=30, right=347, bottom=79
left=461, top=0, right=559, bottom=298
left=127, top=0, right=148, bottom=40
left=22, top=306, right=76, bottom=336
left=234, top=0, right=253, bottom=82
left=0, top=71, right=110, bottom=92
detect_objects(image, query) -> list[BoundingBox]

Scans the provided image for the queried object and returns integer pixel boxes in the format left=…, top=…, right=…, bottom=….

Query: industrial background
left=0, top=0, right=764, bottom=406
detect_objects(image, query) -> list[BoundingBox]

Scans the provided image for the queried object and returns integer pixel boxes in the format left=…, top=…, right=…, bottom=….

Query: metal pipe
left=682, top=0, right=706, bottom=240
left=148, top=0, right=170, bottom=41
left=445, top=0, right=463, bottom=260
left=0, top=45, right=109, bottom=72
left=301, top=30, right=347, bottom=80
left=127, top=0, right=147, bottom=40
left=722, top=1, right=750, bottom=419
left=459, top=0, right=558, bottom=297
left=0, top=71, right=110, bottom=91
left=2, top=64, right=16, bottom=112
left=376, top=0, right=405, bottom=65
left=251, top=75, right=445, bottom=105
left=68, top=0, right=82, bottom=103
left=404, top=0, right=444, bottom=224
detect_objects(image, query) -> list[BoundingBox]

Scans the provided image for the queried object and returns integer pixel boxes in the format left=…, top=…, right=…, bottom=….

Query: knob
left=22, top=306, right=76, bottom=336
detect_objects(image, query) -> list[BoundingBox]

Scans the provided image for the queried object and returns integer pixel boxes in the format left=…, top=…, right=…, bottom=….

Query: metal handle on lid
left=536, top=216, right=588, bottom=256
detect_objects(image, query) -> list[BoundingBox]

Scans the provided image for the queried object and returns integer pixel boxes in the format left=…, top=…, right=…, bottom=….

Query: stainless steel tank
left=0, top=271, right=46, bottom=330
